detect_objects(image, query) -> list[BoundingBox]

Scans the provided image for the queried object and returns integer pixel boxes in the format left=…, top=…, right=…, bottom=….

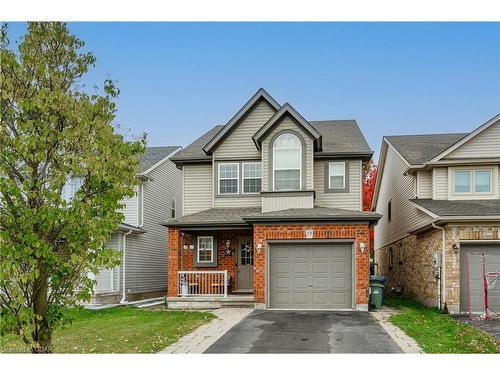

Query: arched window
left=273, top=133, right=301, bottom=190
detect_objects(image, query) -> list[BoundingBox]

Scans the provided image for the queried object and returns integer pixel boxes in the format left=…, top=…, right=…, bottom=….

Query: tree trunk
left=31, top=263, right=52, bottom=353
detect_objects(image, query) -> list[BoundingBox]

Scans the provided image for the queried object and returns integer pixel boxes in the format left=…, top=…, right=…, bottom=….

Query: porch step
left=166, top=295, right=254, bottom=310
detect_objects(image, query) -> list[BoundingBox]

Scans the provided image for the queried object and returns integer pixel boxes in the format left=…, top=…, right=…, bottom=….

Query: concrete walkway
left=370, top=307, right=423, bottom=353
left=160, top=308, right=253, bottom=354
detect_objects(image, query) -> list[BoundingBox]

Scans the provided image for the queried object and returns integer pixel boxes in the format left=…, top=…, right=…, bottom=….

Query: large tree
left=0, top=22, right=145, bottom=352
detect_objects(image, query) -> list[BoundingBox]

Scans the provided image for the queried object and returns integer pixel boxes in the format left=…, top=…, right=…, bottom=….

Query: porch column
left=167, top=227, right=181, bottom=297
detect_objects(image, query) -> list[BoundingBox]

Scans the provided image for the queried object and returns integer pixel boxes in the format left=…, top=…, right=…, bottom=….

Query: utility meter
left=432, top=252, right=442, bottom=268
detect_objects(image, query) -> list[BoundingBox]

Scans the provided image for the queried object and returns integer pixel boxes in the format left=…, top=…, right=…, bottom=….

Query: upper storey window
left=453, top=168, right=492, bottom=194
left=218, top=162, right=239, bottom=195
left=243, top=162, right=262, bottom=194
left=273, top=133, right=301, bottom=191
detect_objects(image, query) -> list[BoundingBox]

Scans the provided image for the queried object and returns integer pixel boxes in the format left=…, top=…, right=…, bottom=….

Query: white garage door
left=269, top=242, right=353, bottom=310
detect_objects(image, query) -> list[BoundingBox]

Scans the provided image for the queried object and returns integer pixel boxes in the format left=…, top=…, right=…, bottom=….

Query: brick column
left=167, top=227, right=181, bottom=297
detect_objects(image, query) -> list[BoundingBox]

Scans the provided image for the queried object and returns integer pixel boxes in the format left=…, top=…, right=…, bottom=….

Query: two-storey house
left=372, top=114, right=500, bottom=314
left=164, top=89, right=381, bottom=311
left=83, top=146, right=183, bottom=304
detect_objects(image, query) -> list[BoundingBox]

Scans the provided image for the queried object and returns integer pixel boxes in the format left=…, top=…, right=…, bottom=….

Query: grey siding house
left=91, top=146, right=183, bottom=303
left=372, top=114, right=500, bottom=315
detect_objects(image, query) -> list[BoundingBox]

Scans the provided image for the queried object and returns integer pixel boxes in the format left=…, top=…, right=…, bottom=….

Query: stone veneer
left=375, top=224, right=500, bottom=313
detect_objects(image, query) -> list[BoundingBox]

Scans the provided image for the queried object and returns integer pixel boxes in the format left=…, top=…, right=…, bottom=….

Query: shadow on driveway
left=452, top=315, right=500, bottom=340
left=205, top=310, right=402, bottom=353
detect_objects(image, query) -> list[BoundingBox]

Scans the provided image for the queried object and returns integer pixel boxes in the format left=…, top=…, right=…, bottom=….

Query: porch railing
left=178, top=271, right=228, bottom=297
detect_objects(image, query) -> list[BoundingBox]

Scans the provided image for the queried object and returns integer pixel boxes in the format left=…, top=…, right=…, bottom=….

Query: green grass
left=385, top=296, right=499, bottom=354
left=0, top=306, right=214, bottom=353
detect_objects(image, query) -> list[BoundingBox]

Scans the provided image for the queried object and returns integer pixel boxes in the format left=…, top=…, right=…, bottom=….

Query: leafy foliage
left=362, top=160, right=377, bottom=212
left=0, top=22, right=145, bottom=352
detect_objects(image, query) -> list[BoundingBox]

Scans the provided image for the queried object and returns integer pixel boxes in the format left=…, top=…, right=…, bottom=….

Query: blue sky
left=6, top=22, right=500, bottom=161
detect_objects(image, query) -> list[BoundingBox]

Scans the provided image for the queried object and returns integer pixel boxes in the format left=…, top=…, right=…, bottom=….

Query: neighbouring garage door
left=460, top=243, right=500, bottom=314
left=269, top=242, right=353, bottom=310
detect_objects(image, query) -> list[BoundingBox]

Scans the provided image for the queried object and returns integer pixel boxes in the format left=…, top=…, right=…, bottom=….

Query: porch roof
left=163, top=206, right=381, bottom=228
left=162, top=207, right=260, bottom=228
left=410, top=199, right=500, bottom=217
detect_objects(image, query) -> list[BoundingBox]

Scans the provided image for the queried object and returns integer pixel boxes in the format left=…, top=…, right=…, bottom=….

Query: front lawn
left=385, top=296, right=499, bottom=354
left=0, top=306, right=214, bottom=353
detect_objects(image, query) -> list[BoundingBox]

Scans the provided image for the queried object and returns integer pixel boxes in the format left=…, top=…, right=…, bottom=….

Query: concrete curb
left=371, top=307, right=424, bottom=354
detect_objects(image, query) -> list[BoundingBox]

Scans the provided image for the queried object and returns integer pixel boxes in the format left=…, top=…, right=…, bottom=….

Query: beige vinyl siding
left=262, top=115, right=314, bottom=191
left=432, top=167, right=448, bottom=200
left=124, top=156, right=182, bottom=294
left=446, top=121, right=500, bottom=159
left=118, top=190, right=139, bottom=226
left=314, top=159, right=362, bottom=211
left=374, top=145, right=433, bottom=249
left=213, top=100, right=276, bottom=160
left=183, top=164, right=213, bottom=215
left=416, top=170, right=432, bottom=199
left=262, top=194, right=314, bottom=212
left=214, top=195, right=261, bottom=208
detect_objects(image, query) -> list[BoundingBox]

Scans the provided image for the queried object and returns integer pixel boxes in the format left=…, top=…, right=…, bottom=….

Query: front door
left=237, top=238, right=254, bottom=291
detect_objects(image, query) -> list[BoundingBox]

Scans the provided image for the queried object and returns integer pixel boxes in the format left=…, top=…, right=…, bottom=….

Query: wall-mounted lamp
left=452, top=243, right=459, bottom=255
left=359, top=242, right=366, bottom=254
left=256, top=242, right=262, bottom=254
left=188, top=244, right=194, bottom=250
left=183, top=245, right=188, bottom=250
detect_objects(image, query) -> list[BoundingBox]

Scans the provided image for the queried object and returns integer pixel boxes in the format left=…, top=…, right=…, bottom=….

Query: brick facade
left=375, top=224, right=500, bottom=313
left=167, top=228, right=252, bottom=297
left=168, top=223, right=371, bottom=310
left=253, top=223, right=371, bottom=309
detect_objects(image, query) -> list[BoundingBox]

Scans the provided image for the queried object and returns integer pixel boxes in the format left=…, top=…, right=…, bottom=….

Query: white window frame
left=197, top=236, right=214, bottom=263
left=328, top=161, right=346, bottom=190
left=242, top=162, right=262, bottom=194
left=449, top=166, right=497, bottom=199
left=272, top=133, right=302, bottom=191
left=218, top=162, right=239, bottom=195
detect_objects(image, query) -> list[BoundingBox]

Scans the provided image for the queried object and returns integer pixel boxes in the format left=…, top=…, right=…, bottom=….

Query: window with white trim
left=243, top=162, right=262, bottom=194
left=197, top=236, right=214, bottom=263
left=273, top=133, right=301, bottom=191
left=453, top=168, right=492, bottom=195
left=328, top=162, right=346, bottom=189
left=218, top=163, right=239, bottom=194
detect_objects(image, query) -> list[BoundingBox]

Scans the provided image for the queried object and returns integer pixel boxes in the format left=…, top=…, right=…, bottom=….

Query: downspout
left=432, top=222, right=446, bottom=310
left=120, top=230, right=133, bottom=304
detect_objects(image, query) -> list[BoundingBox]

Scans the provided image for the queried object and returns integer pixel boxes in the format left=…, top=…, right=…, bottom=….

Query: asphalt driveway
left=204, top=310, right=402, bottom=353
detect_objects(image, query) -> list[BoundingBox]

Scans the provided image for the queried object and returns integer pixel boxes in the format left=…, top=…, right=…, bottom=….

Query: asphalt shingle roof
left=170, top=125, right=224, bottom=163
left=411, top=199, right=500, bottom=217
left=171, top=119, right=372, bottom=164
left=139, top=146, right=181, bottom=173
left=243, top=206, right=381, bottom=222
left=385, top=133, right=467, bottom=165
left=163, top=206, right=381, bottom=227
left=163, top=207, right=261, bottom=227
left=310, top=120, right=372, bottom=155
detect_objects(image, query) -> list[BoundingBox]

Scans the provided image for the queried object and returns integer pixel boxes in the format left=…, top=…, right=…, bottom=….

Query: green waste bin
left=369, top=276, right=385, bottom=309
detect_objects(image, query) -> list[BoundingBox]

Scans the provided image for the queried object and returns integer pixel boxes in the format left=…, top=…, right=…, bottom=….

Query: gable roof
left=139, top=146, right=181, bottom=173
left=170, top=125, right=224, bottom=164
left=428, top=113, right=500, bottom=163
left=252, top=103, right=322, bottom=149
left=384, top=133, right=467, bottom=165
left=202, top=88, right=281, bottom=154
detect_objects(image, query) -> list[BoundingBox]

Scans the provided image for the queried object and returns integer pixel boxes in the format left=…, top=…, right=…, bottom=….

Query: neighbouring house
left=79, top=146, right=183, bottom=303
left=163, top=88, right=381, bottom=310
left=372, top=114, right=500, bottom=314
